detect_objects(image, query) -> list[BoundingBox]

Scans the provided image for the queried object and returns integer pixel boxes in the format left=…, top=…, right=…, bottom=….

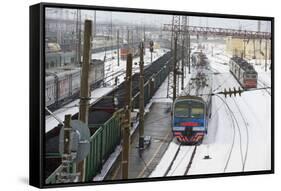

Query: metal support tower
left=181, top=16, right=188, bottom=90
left=167, top=15, right=180, bottom=99
left=162, top=24, right=271, bottom=39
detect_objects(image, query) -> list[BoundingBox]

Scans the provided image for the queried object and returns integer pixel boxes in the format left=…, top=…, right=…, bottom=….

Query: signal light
left=149, top=40, right=154, bottom=53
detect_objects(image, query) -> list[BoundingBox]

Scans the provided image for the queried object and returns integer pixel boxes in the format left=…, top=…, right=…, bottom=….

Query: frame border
left=29, top=2, right=274, bottom=188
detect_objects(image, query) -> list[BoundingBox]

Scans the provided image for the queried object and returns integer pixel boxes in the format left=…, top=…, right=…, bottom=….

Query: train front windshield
left=174, top=100, right=204, bottom=119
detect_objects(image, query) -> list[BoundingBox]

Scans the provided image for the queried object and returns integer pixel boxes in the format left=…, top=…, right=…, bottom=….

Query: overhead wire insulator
left=233, top=87, right=236, bottom=97
left=223, top=88, right=227, bottom=98
left=238, top=87, right=242, bottom=96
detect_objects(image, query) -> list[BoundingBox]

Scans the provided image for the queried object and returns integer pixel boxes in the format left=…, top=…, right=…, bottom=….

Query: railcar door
left=71, top=70, right=80, bottom=95
left=45, top=77, right=56, bottom=106
left=58, top=75, right=70, bottom=100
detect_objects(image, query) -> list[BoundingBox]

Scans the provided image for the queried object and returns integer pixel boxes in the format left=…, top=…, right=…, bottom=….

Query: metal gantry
left=163, top=24, right=271, bottom=39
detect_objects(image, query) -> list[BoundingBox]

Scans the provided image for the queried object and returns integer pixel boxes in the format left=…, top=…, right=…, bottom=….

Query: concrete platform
left=106, top=102, right=173, bottom=180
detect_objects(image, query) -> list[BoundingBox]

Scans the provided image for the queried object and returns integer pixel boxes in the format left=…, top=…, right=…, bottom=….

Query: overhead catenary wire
left=45, top=107, right=64, bottom=125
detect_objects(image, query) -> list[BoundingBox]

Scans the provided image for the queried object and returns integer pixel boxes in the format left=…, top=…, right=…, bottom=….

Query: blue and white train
left=172, top=51, right=212, bottom=144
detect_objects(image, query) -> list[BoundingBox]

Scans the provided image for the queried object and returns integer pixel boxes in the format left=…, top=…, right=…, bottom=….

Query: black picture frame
left=30, top=2, right=274, bottom=188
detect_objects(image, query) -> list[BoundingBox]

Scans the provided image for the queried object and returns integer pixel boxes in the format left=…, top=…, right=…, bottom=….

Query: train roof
left=176, top=95, right=204, bottom=101
left=179, top=68, right=212, bottom=103
left=230, top=56, right=257, bottom=74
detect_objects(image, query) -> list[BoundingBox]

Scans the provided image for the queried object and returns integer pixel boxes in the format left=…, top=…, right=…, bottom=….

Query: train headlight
left=193, top=126, right=205, bottom=131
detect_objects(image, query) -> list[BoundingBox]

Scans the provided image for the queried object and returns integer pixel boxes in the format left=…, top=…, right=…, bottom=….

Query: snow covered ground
left=150, top=43, right=271, bottom=177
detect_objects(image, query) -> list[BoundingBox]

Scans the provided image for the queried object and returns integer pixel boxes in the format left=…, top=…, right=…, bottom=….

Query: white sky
left=46, top=8, right=271, bottom=32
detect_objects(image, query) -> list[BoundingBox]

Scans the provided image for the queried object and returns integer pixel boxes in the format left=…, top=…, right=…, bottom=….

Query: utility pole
left=63, top=114, right=71, bottom=165
left=173, top=35, right=178, bottom=101
left=149, top=41, right=154, bottom=63
left=93, top=11, right=96, bottom=37
left=57, top=114, right=72, bottom=183
left=257, top=20, right=262, bottom=64
left=117, top=29, right=120, bottom=66
left=150, top=49, right=153, bottom=63
left=122, top=53, right=133, bottom=179
left=110, top=12, right=113, bottom=57
left=188, top=33, right=191, bottom=74
left=243, top=39, right=246, bottom=59
left=253, top=39, right=256, bottom=59
left=265, top=38, right=268, bottom=72
left=143, top=26, right=146, bottom=55
left=76, top=9, right=81, bottom=66
left=181, top=38, right=184, bottom=90
left=139, top=42, right=144, bottom=150
left=131, top=30, right=134, bottom=53
left=78, top=20, right=92, bottom=182
left=127, top=28, right=130, bottom=50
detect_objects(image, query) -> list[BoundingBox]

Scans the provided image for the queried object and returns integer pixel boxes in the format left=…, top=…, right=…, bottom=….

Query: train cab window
left=191, top=107, right=204, bottom=118
left=190, top=102, right=204, bottom=118
left=245, top=74, right=256, bottom=79
left=174, top=102, right=189, bottom=117
left=250, top=74, right=256, bottom=78
left=174, top=101, right=204, bottom=118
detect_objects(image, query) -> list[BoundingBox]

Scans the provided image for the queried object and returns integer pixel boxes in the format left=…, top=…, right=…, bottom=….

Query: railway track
left=232, top=98, right=249, bottom=171
left=213, top=72, right=248, bottom=172
left=163, top=143, right=198, bottom=177
left=45, top=51, right=176, bottom=179
left=163, top=144, right=182, bottom=177
left=216, top=95, right=247, bottom=172
left=184, top=146, right=198, bottom=175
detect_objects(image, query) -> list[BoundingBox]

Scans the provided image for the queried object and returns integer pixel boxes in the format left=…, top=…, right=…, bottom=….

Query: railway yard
left=44, top=8, right=272, bottom=184
left=151, top=45, right=271, bottom=177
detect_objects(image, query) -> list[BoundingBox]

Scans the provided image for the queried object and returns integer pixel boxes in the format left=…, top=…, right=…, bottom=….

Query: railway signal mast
left=149, top=40, right=154, bottom=63
left=117, top=29, right=120, bottom=66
